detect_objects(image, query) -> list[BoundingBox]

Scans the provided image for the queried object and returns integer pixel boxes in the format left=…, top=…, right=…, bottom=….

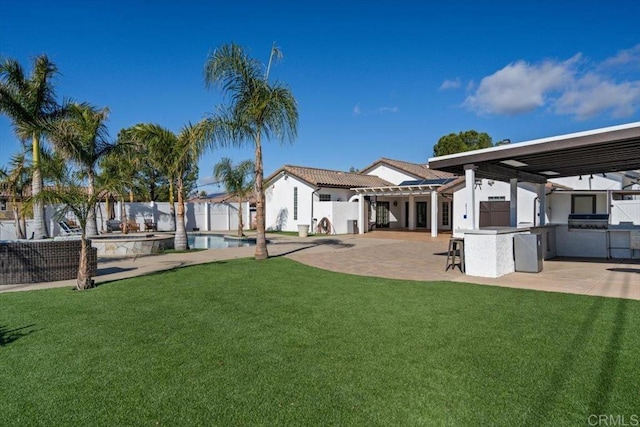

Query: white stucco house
left=264, top=158, right=458, bottom=235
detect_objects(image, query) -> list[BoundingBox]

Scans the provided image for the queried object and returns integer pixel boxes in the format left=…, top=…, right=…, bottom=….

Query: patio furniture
left=120, top=220, right=139, bottom=232
left=106, top=219, right=122, bottom=233
left=144, top=218, right=157, bottom=232
left=445, top=237, right=465, bottom=273
left=59, top=220, right=82, bottom=235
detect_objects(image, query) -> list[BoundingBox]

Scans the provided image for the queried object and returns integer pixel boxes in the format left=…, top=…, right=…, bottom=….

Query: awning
left=428, top=122, right=640, bottom=183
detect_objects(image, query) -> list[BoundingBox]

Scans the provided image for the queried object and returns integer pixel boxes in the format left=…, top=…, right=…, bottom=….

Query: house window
left=0, top=199, right=6, bottom=211
left=293, top=187, right=298, bottom=220
left=441, top=202, right=449, bottom=226
left=572, top=194, right=596, bottom=214
left=488, top=196, right=506, bottom=201
left=318, top=194, right=331, bottom=202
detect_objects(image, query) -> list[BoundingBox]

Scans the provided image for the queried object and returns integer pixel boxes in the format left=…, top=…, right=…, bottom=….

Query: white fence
left=611, top=200, right=640, bottom=225
left=0, top=201, right=251, bottom=240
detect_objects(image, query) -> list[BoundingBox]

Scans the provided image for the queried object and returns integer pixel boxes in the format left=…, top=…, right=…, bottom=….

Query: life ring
left=317, top=217, right=332, bottom=234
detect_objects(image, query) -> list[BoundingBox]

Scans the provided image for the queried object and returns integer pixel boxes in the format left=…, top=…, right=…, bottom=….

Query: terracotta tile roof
left=267, top=165, right=393, bottom=188
left=360, top=157, right=455, bottom=180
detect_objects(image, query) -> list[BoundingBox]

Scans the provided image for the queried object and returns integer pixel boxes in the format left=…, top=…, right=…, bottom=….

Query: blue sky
left=1, top=0, right=639, bottom=193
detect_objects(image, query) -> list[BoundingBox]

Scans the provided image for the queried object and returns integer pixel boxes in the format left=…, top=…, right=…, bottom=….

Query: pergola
left=428, top=122, right=640, bottom=229
left=352, top=180, right=455, bottom=236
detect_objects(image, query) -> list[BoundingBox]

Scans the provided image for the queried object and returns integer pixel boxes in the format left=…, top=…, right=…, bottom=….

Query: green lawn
left=1, top=258, right=638, bottom=426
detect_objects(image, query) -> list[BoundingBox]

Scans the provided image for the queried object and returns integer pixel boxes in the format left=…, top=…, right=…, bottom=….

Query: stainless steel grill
left=567, top=213, right=609, bottom=230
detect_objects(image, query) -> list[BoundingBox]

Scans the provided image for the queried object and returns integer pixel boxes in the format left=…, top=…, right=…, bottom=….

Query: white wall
left=547, top=192, right=609, bottom=224
left=314, top=201, right=359, bottom=234
left=452, top=179, right=541, bottom=234
left=265, top=175, right=315, bottom=232
left=364, top=164, right=417, bottom=185
left=315, top=188, right=353, bottom=201
left=551, top=174, right=623, bottom=191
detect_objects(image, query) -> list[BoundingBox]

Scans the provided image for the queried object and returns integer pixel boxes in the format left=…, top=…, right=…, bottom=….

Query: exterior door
left=416, top=202, right=427, bottom=228
left=376, top=202, right=390, bottom=228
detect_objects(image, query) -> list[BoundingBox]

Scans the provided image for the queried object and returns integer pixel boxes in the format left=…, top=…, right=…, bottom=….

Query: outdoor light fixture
left=590, top=174, right=594, bottom=179
left=579, top=176, right=583, bottom=180
left=602, top=173, right=607, bottom=178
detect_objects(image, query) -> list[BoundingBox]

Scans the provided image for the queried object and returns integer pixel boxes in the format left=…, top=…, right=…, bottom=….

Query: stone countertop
left=462, top=227, right=531, bottom=235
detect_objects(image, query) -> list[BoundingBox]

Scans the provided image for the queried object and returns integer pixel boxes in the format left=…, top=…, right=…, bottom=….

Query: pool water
left=187, top=234, right=255, bottom=249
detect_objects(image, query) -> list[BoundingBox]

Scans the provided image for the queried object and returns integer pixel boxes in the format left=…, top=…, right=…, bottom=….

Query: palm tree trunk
left=254, top=135, right=268, bottom=259
left=238, top=200, right=244, bottom=237
left=174, top=176, right=188, bottom=251
left=121, top=197, right=129, bottom=234
left=31, top=135, right=48, bottom=238
left=85, top=171, right=98, bottom=236
left=76, top=236, right=94, bottom=290
left=12, top=197, right=25, bottom=239
left=169, top=179, right=176, bottom=231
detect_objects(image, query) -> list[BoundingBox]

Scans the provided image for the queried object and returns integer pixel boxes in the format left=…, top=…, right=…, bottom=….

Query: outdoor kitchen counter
left=554, top=224, right=640, bottom=259
left=462, top=227, right=531, bottom=278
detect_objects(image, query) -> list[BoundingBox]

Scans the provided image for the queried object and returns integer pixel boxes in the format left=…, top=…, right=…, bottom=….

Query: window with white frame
left=488, top=196, right=506, bottom=201
left=293, top=187, right=298, bottom=220
left=318, top=194, right=331, bottom=202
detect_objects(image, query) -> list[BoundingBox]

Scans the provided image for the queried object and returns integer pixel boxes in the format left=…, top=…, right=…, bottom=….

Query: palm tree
left=0, top=55, right=63, bottom=238
left=0, top=151, right=31, bottom=239
left=122, top=122, right=212, bottom=250
left=204, top=43, right=298, bottom=260
left=45, top=103, right=116, bottom=236
left=30, top=176, right=104, bottom=290
left=214, top=157, right=255, bottom=237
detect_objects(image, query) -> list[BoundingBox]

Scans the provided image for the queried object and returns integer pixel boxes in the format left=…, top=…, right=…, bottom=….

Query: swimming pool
left=187, top=234, right=256, bottom=249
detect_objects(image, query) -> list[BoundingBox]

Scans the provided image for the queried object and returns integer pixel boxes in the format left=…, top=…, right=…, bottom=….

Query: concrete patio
left=1, top=231, right=638, bottom=300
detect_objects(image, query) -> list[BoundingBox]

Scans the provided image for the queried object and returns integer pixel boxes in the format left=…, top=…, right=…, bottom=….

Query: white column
left=537, top=184, right=546, bottom=226
left=227, top=204, right=231, bottom=231
left=464, top=165, right=476, bottom=230
left=358, top=195, right=365, bottom=234
left=203, top=202, right=209, bottom=231
left=431, top=191, right=438, bottom=237
left=408, top=195, right=416, bottom=230
left=510, top=178, right=518, bottom=227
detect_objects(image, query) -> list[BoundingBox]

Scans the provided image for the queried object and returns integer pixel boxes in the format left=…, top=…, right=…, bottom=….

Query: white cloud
left=554, top=73, right=640, bottom=120
left=463, top=48, right=640, bottom=120
left=377, top=106, right=399, bottom=114
left=353, top=104, right=398, bottom=116
left=439, top=78, right=461, bottom=90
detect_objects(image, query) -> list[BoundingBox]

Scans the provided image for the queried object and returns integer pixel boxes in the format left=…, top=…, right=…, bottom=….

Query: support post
left=358, top=195, right=365, bottom=234
left=431, top=191, right=438, bottom=237
left=408, top=195, right=416, bottom=230
left=537, top=184, right=546, bottom=226
left=510, top=178, right=518, bottom=227
left=203, top=202, right=209, bottom=231
left=464, top=165, right=477, bottom=230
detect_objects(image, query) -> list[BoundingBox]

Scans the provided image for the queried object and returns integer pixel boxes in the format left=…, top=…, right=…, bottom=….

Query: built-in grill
left=567, top=213, right=610, bottom=230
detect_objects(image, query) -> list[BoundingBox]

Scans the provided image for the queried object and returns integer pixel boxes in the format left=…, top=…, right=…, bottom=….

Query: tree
left=0, top=55, right=64, bottom=238
left=0, top=151, right=31, bottom=239
left=45, top=103, right=117, bottom=236
left=204, top=43, right=298, bottom=260
left=433, top=130, right=493, bottom=157
left=122, top=122, right=212, bottom=250
left=30, top=176, right=104, bottom=290
left=214, top=157, right=255, bottom=237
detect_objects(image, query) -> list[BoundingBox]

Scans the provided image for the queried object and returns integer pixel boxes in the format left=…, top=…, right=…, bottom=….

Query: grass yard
left=1, top=258, right=638, bottom=426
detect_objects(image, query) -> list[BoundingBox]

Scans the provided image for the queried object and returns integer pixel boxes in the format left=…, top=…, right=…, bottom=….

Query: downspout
left=534, top=188, right=556, bottom=226
left=311, top=188, right=319, bottom=233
